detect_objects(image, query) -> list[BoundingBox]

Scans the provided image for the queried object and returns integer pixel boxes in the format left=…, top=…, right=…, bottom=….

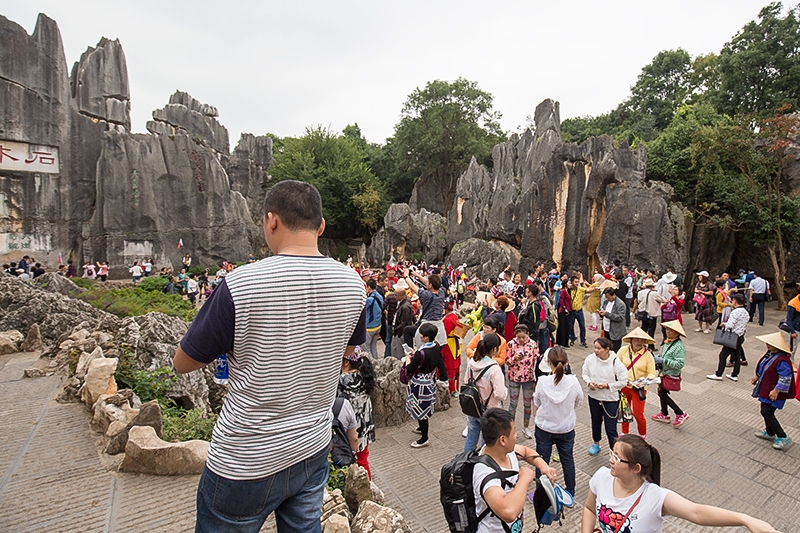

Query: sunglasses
left=609, top=450, right=633, bottom=465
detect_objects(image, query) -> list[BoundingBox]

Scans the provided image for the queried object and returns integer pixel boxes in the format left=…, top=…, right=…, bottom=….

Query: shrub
left=71, top=277, right=95, bottom=289
left=327, top=459, right=348, bottom=492
left=115, top=347, right=177, bottom=404
left=138, top=276, right=169, bottom=292
left=78, top=286, right=197, bottom=321
left=188, top=265, right=207, bottom=277
left=161, top=402, right=217, bottom=442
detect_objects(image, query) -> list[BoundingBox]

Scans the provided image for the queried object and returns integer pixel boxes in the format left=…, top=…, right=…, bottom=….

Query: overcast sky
left=2, top=1, right=774, bottom=147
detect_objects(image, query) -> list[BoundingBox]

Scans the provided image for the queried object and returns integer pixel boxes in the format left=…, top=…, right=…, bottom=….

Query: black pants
left=624, top=298, right=632, bottom=327
left=716, top=335, right=745, bottom=377
left=556, top=311, right=570, bottom=346
left=417, top=418, right=429, bottom=443
left=588, top=396, right=618, bottom=448
left=657, top=385, right=683, bottom=416
left=749, top=293, right=766, bottom=325
left=605, top=330, right=621, bottom=352
left=403, top=324, right=418, bottom=347
left=641, top=316, right=657, bottom=349
left=760, top=402, right=787, bottom=438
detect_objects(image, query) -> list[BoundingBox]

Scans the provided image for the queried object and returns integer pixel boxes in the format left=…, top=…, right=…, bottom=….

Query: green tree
left=269, top=126, right=387, bottom=238
left=646, top=103, right=730, bottom=203
left=713, top=2, right=800, bottom=116
left=387, top=78, right=504, bottom=210
left=623, top=49, right=693, bottom=132
left=690, top=107, right=800, bottom=308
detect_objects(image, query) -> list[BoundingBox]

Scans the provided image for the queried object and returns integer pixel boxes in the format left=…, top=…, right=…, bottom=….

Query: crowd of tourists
left=340, top=258, right=792, bottom=533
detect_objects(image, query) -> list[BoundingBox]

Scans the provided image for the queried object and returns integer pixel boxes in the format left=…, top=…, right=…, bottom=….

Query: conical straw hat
left=598, top=279, right=618, bottom=290
left=661, top=320, right=686, bottom=337
left=622, top=327, right=656, bottom=344
left=756, top=332, right=791, bottom=353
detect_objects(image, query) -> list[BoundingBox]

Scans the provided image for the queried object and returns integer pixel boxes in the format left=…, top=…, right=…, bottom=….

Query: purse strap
left=613, top=491, right=644, bottom=533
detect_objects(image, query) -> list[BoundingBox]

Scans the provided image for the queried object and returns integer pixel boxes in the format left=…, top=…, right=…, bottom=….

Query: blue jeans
left=568, top=310, right=586, bottom=344
left=464, top=415, right=484, bottom=453
left=750, top=294, right=766, bottom=325
left=195, top=444, right=329, bottom=533
left=537, top=328, right=550, bottom=354
left=535, top=427, right=576, bottom=496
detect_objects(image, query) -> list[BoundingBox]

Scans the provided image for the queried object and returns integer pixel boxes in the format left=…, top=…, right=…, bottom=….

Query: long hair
left=475, top=333, right=501, bottom=361
left=347, top=356, right=375, bottom=394
left=618, top=434, right=661, bottom=485
left=548, top=345, right=569, bottom=385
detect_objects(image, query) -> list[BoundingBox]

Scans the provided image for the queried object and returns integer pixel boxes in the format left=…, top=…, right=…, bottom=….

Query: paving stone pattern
left=1, top=306, right=798, bottom=532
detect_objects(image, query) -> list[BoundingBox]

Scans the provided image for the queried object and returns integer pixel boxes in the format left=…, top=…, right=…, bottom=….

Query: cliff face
left=371, top=99, right=727, bottom=278
left=0, top=14, right=270, bottom=273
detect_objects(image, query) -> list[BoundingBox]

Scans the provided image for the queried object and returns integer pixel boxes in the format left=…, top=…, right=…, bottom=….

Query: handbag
left=661, top=300, right=679, bottom=321
left=661, top=375, right=682, bottom=391
left=635, top=291, right=650, bottom=321
left=617, top=393, right=633, bottom=423
left=399, top=364, right=410, bottom=385
left=713, top=326, right=739, bottom=349
left=692, top=293, right=707, bottom=307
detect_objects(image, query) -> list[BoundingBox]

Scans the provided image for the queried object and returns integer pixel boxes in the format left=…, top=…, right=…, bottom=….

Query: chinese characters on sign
left=0, top=140, right=60, bottom=174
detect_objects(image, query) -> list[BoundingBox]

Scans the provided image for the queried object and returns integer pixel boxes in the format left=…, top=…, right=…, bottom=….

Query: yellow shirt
left=617, top=345, right=657, bottom=385
left=570, top=286, right=586, bottom=311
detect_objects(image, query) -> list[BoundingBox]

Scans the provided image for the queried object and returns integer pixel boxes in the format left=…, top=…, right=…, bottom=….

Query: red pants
left=356, top=446, right=371, bottom=479
left=444, top=354, right=461, bottom=394
left=621, top=387, right=647, bottom=436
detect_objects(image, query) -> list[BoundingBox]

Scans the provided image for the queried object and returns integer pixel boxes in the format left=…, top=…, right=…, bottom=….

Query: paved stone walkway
left=0, top=306, right=798, bottom=532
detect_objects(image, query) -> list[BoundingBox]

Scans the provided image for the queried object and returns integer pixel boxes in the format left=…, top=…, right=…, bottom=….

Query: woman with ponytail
left=463, top=333, right=507, bottom=453
left=582, top=435, right=781, bottom=533
left=339, top=347, right=376, bottom=478
left=533, top=345, right=583, bottom=496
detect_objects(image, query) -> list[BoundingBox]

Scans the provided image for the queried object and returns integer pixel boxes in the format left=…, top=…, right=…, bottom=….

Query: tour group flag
left=178, top=238, right=183, bottom=250
left=57, top=253, right=63, bottom=265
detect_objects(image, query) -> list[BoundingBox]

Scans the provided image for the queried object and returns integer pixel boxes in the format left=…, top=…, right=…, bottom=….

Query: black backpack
left=459, top=363, right=497, bottom=418
left=330, top=397, right=355, bottom=467
left=440, top=450, right=517, bottom=533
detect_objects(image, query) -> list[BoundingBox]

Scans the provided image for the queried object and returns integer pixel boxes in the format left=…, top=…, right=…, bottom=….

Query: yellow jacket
left=616, top=345, right=657, bottom=385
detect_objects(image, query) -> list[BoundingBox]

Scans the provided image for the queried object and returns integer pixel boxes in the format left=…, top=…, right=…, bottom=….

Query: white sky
left=2, top=1, right=773, bottom=146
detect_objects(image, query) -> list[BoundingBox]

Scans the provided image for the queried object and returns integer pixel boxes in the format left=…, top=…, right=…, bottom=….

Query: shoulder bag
left=713, top=324, right=739, bottom=349
left=634, top=291, right=650, bottom=321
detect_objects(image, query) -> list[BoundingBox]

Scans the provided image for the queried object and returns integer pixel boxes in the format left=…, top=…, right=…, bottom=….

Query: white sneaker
left=725, top=374, right=739, bottom=382
left=462, top=426, right=468, bottom=438
left=523, top=427, right=533, bottom=439
left=706, top=374, right=723, bottom=381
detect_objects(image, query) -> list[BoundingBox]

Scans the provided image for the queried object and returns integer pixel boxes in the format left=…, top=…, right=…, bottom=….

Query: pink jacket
left=464, top=356, right=508, bottom=408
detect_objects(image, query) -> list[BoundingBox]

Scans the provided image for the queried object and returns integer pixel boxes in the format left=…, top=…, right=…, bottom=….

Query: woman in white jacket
left=582, top=337, right=628, bottom=456
left=534, top=345, right=583, bottom=496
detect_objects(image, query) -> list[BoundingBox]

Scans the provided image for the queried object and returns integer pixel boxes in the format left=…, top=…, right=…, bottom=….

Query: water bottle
left=213, top=353, right=229, bottom=385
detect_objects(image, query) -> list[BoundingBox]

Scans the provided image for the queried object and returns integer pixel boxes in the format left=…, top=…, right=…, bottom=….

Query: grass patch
left=137, top=276, right=169, bottom=292
left=70, top=277, right=96, bottom=290
left=78, top=286, right=196, bottom=321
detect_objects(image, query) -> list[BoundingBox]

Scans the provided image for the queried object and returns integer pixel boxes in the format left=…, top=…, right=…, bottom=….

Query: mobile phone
left=402, top=343, right=413, bottom=355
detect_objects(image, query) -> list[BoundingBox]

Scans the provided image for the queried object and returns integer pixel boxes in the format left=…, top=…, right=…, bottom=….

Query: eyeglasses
left=609, top=450, right=633, bottom=465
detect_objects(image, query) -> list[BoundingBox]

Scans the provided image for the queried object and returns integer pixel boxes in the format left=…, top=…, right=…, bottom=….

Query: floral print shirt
left=506, top=338, right=539, bottom=383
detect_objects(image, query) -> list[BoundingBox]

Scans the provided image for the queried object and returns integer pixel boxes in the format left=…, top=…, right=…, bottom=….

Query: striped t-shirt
left=180, top=255, right=366, bottom=480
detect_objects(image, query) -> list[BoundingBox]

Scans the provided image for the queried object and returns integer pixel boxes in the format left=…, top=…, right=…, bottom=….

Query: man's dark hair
left=603, top=287, right=616, bottom=295
left=526, top=284, right=539, bottom=297
left=366, top=279, right=377, bottom=290
left=419, top=322, right=439, bottom=341
left=262, top=180, right=323, bottom=231
left=481, top=408, right=514, bottom=445
left=487, top=277, right=497, bottom=286
left=732, top=293, right=747, bottom=306
left=428, top=274, right=442, bottom=290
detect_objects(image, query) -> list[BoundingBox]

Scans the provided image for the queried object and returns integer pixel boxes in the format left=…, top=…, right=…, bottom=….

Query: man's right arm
left=173, top=279, right=235, bottom=374
left=482, top=467, right=535, bottom=524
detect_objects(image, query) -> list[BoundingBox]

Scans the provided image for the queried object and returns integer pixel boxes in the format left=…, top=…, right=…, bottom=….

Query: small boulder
left=0, top=333, right=19, bottom=355
left=1, top=329, right=24, bottom=344
left=75, top=346, right=104, bottom=380
left=350, top=501, right=412, bottom=533
left=91, top=393, right=140, bottom=435
left=120, top=425, right=208, bottom=475
left=80, top=357, right=118, bottom=407
left=321, top=488, right=351, bottom=523
left=106, top=400, right=163, bottom=455
left=322, top=513, right=350, bottom=533
left=344, top=464, right=383, bottom=515
left=20, top=324, right=44, bottom=352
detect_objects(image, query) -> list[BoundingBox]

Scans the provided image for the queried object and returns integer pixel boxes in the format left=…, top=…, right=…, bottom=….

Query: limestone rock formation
left=370, top=357, right=450, bottom=428
left=0, top=14, right=271, bottom=274
left=121, top=425, right=208, bottom=475
left=80, top=357, right=119, bottom=406
left=449, top=238, right=522, bottom=281
left=91, top=391, right=140, bottom=436
left=106, top=399, right=163, bottom=455
left=344, top=464, right=385, bottom=515
left=321, top=489, right=351, bottom=523
left=322, top=513, right=351, bottom=533
left=367, top=204, right=448, bottom=264
left=350, top=501, right=412, bottom=533
left=20, top=323, right=44, bottom=352
left=0, top=332, right=18, bottom=355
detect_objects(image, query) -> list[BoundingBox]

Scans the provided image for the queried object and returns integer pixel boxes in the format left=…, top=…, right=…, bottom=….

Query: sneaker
left=755, top=431, right=775, bottom=440
left=451, top=391, right=460, bottom=398
left=773, top=437, right=793, bottom=450
left=588, top=325, right=597, bottom=331
left=588, top=443, right=601, bottom=456
left=410, top=439, right=430, bottom=448
left=651, top=413, right=671, bottom=423
left=462, top=426, right=468, bottom=438
left=741, top=360, right=749, bottom=366
left=580, top=342, right=588, bottom=348
left=552, top=450, right=560, bottom=462
left=569, top=339, right=575, bottom=347
left=673, top=413, right=689, bottom=427
left=706, top=374, right=723, bottom=381
left=523, top=427, right=533, bottom=439
left=725, top=374, right=738, bottom=382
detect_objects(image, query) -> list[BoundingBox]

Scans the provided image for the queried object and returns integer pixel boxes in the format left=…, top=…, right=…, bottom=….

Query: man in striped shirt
left=174, top=180, right=366, bottom=533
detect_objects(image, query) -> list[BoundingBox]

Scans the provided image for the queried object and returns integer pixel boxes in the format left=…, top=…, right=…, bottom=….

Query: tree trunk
left=767, top=244, right=787, bottom=310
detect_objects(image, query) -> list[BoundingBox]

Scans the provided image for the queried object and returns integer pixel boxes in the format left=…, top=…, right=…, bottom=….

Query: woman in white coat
left=582, top=336, right=628, bottom=456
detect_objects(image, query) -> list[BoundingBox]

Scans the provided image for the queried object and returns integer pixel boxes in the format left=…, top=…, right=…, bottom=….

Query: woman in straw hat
left=617, top=327, right=658, bottom=439
left=751, top=332, right=796, bottom=450
left=651, top=320, right=689, bottom=427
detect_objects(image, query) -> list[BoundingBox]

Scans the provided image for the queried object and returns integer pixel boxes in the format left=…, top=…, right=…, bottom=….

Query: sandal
left=694, top=328, right=702, bottom=332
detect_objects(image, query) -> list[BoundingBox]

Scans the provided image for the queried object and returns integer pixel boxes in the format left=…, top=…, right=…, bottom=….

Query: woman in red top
left=440, top=304, right=462, bottom=395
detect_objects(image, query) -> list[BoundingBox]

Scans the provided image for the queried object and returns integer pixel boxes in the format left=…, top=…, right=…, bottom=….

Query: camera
left=636, top=388, right=647, bottom=402
left=654, top=356, right=664, bottom=371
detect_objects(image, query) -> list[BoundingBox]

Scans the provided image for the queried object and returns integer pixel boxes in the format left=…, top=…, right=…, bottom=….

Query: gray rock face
left=370, top=356, right=450, bottom=428
left=367, top=204, right=448, bottom=264
left=0, top=14, right=270, bottom=273
left=449, top=238, right=522, bottom=281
